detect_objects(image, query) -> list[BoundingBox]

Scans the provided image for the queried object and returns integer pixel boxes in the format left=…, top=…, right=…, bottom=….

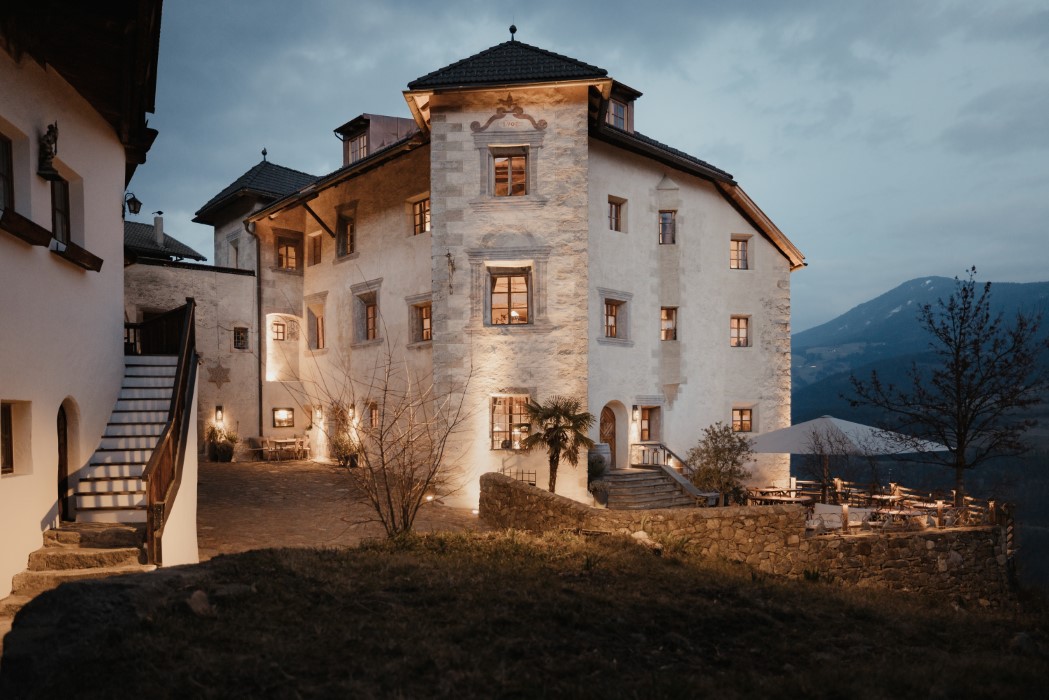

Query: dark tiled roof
left=407, top=39, right=607, bottom=90
left=193, top=160, right=317, bottom=224
left=628, top=129, right=734, bottom=181
left=124, top=221, right=206, bottom=261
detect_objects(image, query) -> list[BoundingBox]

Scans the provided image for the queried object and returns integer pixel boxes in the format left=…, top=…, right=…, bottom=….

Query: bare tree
left=291, top=343, right=472, bottom=538
left=849, top=267, right=1048, bottom=506
left=685, top=422, right=752, bottom=506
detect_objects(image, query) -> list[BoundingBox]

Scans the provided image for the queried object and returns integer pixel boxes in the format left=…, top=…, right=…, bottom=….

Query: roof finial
left=261, top=147, right=268, bottom=161
left=509, top=24, right=517, bottom=41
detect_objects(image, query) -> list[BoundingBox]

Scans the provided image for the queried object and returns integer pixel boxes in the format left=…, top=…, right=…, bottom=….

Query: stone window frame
left=470, top=129, right=547, bottom=207
left=658, top=210, right=676, bottom=245
left=405, top=292, right=433, bottom=346
left=608, top=195, right=626, bottom=232
left=596, top=287, right=633, bottom=347
left=634, top=394, right=665, bottom=443
left=490, top=393, right=532, bottom=451
left=351, top=278, right=383, bottom=346
left=232, top=326, right=250, bottom=351
left=466, top=246, right=553, bottom=333
left=305, top=291, right=328, bottom=353
left=489, top=267, right=531, bottom=326
left=273, top=230, right=303, bottom=273
left=334, top=201, right=358, bottom=262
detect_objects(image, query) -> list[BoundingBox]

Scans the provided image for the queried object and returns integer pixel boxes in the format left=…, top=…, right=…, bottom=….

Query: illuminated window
left=273, top=407, right=294, bottom=428
left=0, top=134, right=12, bottom=211
left=336, top=214, right=355, bottom=257
left=51, top=178, right=70, bottom=244
left=492, top=148, right=527, bottom=196
left=368, top=402, right=379, bottom=428
left=658, top=210, right=675, bottom=245
left=490, top=269, right=530, bottom=325
left=661, top=307, right=677, bottom=341
left=639, top=407, right=660, bottom=441
left=732, top=408, right=753, bottom=433
left=417, top=302, right=432, bottom=342
left=272, top=321, right=287, bottom=341
left=412, top=198, right=430, bottom=235
left=276, top=236, right=301, bottom=270
left=730, top=316, right=750, bottom=347
left=608, top=196, right=625, bottom=232
left=604, top=300, right=622, bottom=338
left=233, top=326, right=249, bottom=350
left=349, top=133, right=367, bottom=163
left=491, top=396, right=529, bottom=450
left=352, top=281, right=381, bottom=343
left=730, top=238, right=749, bottom=270
left=606, top=99, right=627, bottom=129
left=308, top=233, right=322, bottom=266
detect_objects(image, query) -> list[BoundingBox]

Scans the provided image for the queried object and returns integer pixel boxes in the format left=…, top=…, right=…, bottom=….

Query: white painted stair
left=76, top=356, right=176, bottom=524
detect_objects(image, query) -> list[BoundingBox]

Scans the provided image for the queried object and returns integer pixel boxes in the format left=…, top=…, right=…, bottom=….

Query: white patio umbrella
left=750, top=416, right=948, bottom=456
left=749, top=415, right=948, bottom=503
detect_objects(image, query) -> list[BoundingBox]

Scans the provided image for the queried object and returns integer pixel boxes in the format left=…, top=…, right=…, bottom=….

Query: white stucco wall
left=587, top=139, right=791, bottom=485
left=157, top=376, right=200, bottom=566
left=0, top=50, right=128, bottom=596
left=124, top=260, right=258, bottom=454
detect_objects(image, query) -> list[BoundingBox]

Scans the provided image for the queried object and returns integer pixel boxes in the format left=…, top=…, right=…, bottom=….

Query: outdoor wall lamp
left=631, top=405, right=639, bottom=422
left=215, top=405, right=224, bottom=424
left=123, top=192, right=142, bottom=216
left=314, top=406, right=323, bottom=422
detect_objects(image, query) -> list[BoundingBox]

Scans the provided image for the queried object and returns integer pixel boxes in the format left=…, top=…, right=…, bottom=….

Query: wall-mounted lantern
left=215, top=405, right=224, bottom=425
left=631, top=405, right=639, bottom=422
left=123, top=192, right=142, bottom=217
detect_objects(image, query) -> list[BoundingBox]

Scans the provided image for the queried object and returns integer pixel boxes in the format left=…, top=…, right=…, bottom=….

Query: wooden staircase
left=75, top=355, right=177, bottom=523
left=605, top=468, right=699, bottom=510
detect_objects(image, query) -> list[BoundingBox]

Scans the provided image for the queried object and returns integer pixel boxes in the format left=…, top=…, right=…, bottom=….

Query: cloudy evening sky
left=128, top=0, right=1049, bottom=332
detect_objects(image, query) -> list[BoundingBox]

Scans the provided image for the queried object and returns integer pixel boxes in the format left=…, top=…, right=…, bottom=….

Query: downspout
left=244, top=218, right=264, bottom=437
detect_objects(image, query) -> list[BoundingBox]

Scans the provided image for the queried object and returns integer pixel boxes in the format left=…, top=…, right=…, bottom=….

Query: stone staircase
left=606, top=468, right=698, bottom=510
left=0, top=522, right=154, bottom=661
left=76, top=355, right=176, bottom=524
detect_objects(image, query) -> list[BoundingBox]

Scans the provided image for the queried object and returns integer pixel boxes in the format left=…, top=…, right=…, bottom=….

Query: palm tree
left=521, top=396, right=596, bottom=493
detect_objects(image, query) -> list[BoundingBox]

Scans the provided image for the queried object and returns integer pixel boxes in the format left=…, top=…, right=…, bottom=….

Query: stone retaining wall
left=479, top=473, right=1014, bottom=606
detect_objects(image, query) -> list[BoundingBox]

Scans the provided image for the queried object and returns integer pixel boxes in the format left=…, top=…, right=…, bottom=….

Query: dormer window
left=607, top=99, right=627, bottom=130
left=348, top=133, right=368, bottom=164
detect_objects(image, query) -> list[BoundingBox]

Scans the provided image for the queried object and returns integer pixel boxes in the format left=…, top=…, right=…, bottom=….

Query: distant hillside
left=793, top=276, right=1049, bottom=395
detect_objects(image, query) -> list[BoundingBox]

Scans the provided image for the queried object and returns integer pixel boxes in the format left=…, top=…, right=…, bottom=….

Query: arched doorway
left=57, top=405, right=74, bottom=521
left=600, top=406, right=616, bottom=469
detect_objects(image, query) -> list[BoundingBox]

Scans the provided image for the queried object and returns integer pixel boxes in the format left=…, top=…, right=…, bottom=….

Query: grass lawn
left=2, top=530, right=1046, bottom=698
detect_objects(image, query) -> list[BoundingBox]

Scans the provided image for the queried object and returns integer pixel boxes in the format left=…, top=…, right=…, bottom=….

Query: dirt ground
left=196, top=459, right=487, bottom=559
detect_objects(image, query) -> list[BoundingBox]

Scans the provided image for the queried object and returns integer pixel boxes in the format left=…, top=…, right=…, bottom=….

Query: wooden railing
left=130, top=298, right=197, bottom=565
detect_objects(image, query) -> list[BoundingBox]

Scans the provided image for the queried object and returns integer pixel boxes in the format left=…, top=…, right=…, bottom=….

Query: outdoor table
left=271, top=438, right=299, bottom=461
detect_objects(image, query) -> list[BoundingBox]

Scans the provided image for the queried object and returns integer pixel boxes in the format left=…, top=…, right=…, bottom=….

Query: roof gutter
left=591, top=125, right=736, bottom=185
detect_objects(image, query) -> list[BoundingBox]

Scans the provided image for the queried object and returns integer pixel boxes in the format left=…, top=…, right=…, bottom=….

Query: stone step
left=0, top=594, right=33, bottom=617
left=76, top=491, right=146, bottom=509
left=125, top=355, right=178, bottom=366
left=11, top=564, right=155, bottom=596
left=122, top=376, right=176, bottom=389
left=76, top=478, right=144, bottom=494
left=115, top=398, right=170, bottom=412
left=90, top=448, right=153, bottom=465
left=28, top=546, right=143, bottom=571
left=76, top=508, right=147, bottom=524
left=84, top=461, right=147, bottom=478
left=608, top=499, right=696, bottom=510
left=99, top=435, right=160, bottom=450
left=124, top=365, right=176, bottom=377
left=44, top=523, right=144, bottom=548
left=109, top=411, right=169, bottom=424
left=104, top=422, right=165, bottom=438
left=119, top=387, right=172, bottom=401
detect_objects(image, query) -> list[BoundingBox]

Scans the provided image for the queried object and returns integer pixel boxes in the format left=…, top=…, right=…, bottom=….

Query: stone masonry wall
left=479, top=473, right=1014, bottom=606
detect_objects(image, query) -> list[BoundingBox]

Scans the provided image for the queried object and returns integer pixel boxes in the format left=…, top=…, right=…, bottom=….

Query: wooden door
left=57, top=405, right=73, bottom=521
left=600, top=407, right=616, bottom=469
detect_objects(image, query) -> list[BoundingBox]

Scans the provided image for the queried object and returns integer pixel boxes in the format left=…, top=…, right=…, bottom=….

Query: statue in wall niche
left=38, top=121, right=61, bottom=180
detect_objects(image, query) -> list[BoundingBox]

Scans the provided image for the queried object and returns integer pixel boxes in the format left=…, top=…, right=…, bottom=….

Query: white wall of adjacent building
left=0, top=50, right=128, bottom=596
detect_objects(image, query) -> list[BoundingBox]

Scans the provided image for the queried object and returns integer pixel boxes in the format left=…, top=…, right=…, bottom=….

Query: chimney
left=153, top=214, right=164, bottom=247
